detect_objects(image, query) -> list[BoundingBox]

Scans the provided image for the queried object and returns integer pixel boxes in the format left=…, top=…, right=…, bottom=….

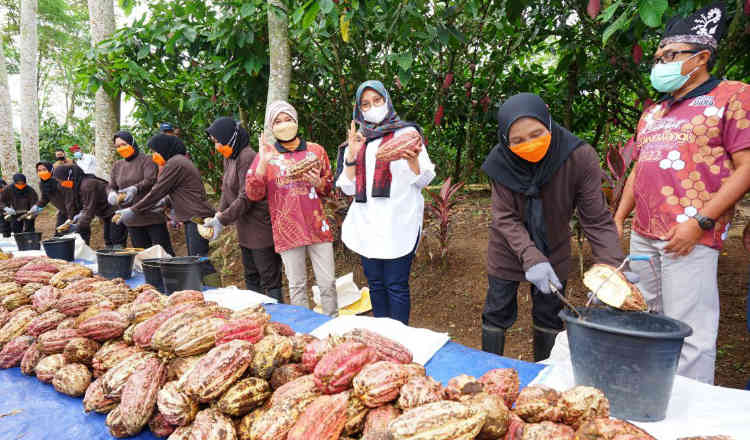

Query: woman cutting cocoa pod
left=334, top=80, right=436, bottom=325
left=245, top=100, right=337, bottom=315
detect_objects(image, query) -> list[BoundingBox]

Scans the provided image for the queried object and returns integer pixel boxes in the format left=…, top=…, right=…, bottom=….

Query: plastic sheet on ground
left=533, top=331, right=750, bottom=439
left=202, top=285, right=278, bottom=310
left=310, top=315, right=450, bottom=365
left=132, top=245, right=172, bottom=271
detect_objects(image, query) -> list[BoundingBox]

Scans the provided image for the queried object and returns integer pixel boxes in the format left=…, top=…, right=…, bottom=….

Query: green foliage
left=38, top=116, right=94, bottom=162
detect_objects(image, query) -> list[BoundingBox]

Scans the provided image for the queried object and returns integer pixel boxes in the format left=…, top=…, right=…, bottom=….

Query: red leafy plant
left=425, top=178, right=464, bottom=261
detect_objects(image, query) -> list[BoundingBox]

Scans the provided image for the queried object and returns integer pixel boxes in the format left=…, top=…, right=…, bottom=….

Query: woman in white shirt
left=335, top=80, right=435, bottom=325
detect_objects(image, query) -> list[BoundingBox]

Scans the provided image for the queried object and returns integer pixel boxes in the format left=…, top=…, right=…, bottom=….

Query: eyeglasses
left=360, top=95, right=385, bottom=112
left=652, top=50, right=700, bottom=65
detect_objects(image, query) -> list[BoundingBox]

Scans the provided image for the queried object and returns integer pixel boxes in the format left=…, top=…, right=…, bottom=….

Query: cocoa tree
left=266, top=0, right=291, bottom=139
left=20, top=0, right=39, bottom=187
left=0, top=41, right=18, bottom=178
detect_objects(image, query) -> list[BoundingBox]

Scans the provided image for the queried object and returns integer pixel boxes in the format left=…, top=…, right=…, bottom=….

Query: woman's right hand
left=347, top=120, right=365, bottom=161
left=258, top=132, right=276, bottom=164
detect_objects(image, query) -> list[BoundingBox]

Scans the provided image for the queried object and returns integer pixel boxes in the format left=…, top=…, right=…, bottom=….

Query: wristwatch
left=693, top=213, right=716, bottom=231
left=345, top=158, right=358, bottom=167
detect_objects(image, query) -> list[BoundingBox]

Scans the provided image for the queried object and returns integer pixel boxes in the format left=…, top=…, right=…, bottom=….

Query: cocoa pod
left=216, top=377, right=271, bottom=417
left=131, top=300, right=165, bottom=324
left=97, top=283, right=136, bottom=306
left=434, top=105, right=444, bottom=126
left=56, top=317, right=77, bottom=329
left=444, top=374, right=484, bottom=400
left=123, top=323, right=136, bottom=344
left=119, top=357, right=167, bottom=434
left=287, top=392, right=349, bottom=440
left=342, top=328, right=412, bottom=363
left=149, top=411, right=176, bottom=438
left=250, top=334, right=293, bottom=380
left=57, top=274, right=98, bottom=292
left=462, top=392, right=510, bottom=439
left=2, top=291, right=31, bottom=310
left=27, top=310, right=66, bottom=337
left=78, top=310, right=130, bottom=341
left=514, top=385, right=561, bottom=423
left=479, top=368, right=519, bottom=408
left=0, top=281, right=20, bottom=298
left=181, top=339, right=254, bottom=403
left=632, top=43, right=643, bottom=64
left=301, top=336, right=338, bottom=372
left=587, top=0, right=600, bottom=19
left=314, top=341, right=377, bottom=394
left=265, top=321, right=295, bottom=337
left=397, top=375, right=444, bottom=410
left=31, top=286, right=60, bottom=313
left=133, top=286, right=163, bottom=304
left=75, top=302, right=115, bottom=327
left=286, top=155, right=320, bottom=179
left=106, top=405, right=140, bottom=438
left=15, top=270, right=53, bottom=285
left=403, top=362, right=426, bottom=379
left=362, top=404, right=401, bottom=440
left=0, top=306, right=36, bottom=344
left=56, top=292, right=107, bottom=316
left=290, top=333, right=316, bottom=363
left=270, top=363, right=306, bottom=389
left=34, top=353, right=66, bottom=383
left=188, top=408, right=237, bottom=440
left=83, top=377, right=118, bottom=413
left=387, top=400, right=486, bottom=440
left=353, top=361, right=410, bottom=407
left=63, top=337, right=100, bottom=365
left=53, top=362, right=92, bottom=397
left=0, top=335, right=35, bottom=368
left=173, top=316, right=226, bottom=357
left=521, top=421, right=575, bottom=438
left=248, top=398, right=313, bottom=440
left=236, top=406, right=268, bottom=440
left=133, top=301, right=202, bottom=348
left=230, top=304, right=267, bottom=320
left=0, top=304, right=7, bottom=327
left=343, top=392, right=368, bottom=436
left=168, top=426, right=193, bottom=440
left=559, top=386, right=610, bottom=429
left=20, top=342, right=43, bottom=375
left=442, top=72, right=454, bottom=90
left=167, top=355, right=203, bottom=382
left=101, top=351, right=157, bottom=399
left=39, top=328, right=81, bottom=354
left=270, top=374, right=321, bottom=407
left=92, top=340, right=140, bottom=377
left=374, top=131, right=422, bottom=163
left=157, top=381, right=199, bottom=427
left=19, top=260, right=60, bottom=273
left=167, top=290, right=204, bottom=307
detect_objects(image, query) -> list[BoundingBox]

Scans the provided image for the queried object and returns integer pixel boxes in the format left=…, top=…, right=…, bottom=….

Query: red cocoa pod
left=20, top=342, right=43, bottom=375
left=63, top=337, right=100, bottom=365
left=119, top=357, right=167, bottom=434
left=286, top=155, right=320, bottom=179
left=95, top=283, right=136, bottom=306
left=101, top=351, right=157, bottom=400
left=270, top=374, right=322, bottom=407
left=397, top=375, right=444, bottom=410
left=173, top=316, right=227, bottom=357
left=34, top=353, right=66, bottom=383
left=479, top=368, right=520, bottom=408
left=521, top=421, right=575, bottom=438
left=157, top=381, right=199, bottom=427
left=19, top=260, right=60, bottom=273
left=133, top=287, right=163, bottom=304
left=131, top=301, right=165, bottom=324
left=150, top=307, right=217, bottom=351
left=362, top=404, right=401, bottom=440
left=91, top=340, right=140, bottom=377
left=403, top=362, right=426, bottom=379
left=514, top=385, right=562, bottom=423
left=746, top=0, right=750, bottom=15
left=27, top=310, right=66, bottom=337
left=249, top=397, right=315, bottom=440
left=374, top=131, right=422, bottom=163
left=59, top=276, right=99, bottom=293
left=434, top=105, right=444, bottom=126
left=106, top=406, right=139, bottom=438
left=301, top=336, right=339, bottom=372
left=290, top=333, right=316, bottom=363
left=0, top=306, right=36, bottom=344
left=168, top=426, right=193, bottom=440
left=15, top=270, right=53, bottom=285
left=559, top=386, right=610, bottom=429
left=481, top=95, right=491, bottom=113
left=56, top=292, right=107, bottom=316
left=56, top=317, right=77, bottom=330
left=288, top=392, right=349, bottom=440
left=587, top=0, right=600, bottom=18
left=75, top=303, right=116, bottom=328
left=167, top=355, right=203, bottom=382
left=353, top=361, right=411, bottom=407
left=83, top=377, right=118, bottom=414
left=39, top=328, right=82, bottom=354
left=250, top=334, right=293, bottom=380
left=270, top=363, right=307, bottom=389
left=505, top=411, right=525, bottom=439
left=0, top=335, right=35, bottom=368
left=632, top=43, right=643, bottom=64
left=149, top=411, right=176, bottom=438
left=265, top=321, right=295, bottom=336
left=342, top=328, right=413, bottom=364
left=181, top=339, right=254, bottom=403
left=0, top=304, right=7, bottom=327
left=133, top=301, right=201, bottom=348
left=314, top=341, right=378, bottom=394
left=78, top=311, right=130, bottom=342
left=387, top=400, right=486, bottom=439
left=442, top=72, right=454, bottom=90
left=216, top=377, right=271, bottom=417
left=444, top=374, right=484, bottom=400
left=216, top=317, right=265, bottom=345
left=167, top=290, right=204, bottom=307
left=53, top=362, right=92, bottom=397
left=188, top=408, right=236, bottom=440
left=31, top=286, right=61, bottom=313
left=462, top=392, right=510, bottom=440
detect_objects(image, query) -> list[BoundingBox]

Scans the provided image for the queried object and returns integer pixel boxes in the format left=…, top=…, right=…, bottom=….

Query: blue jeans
left=361, top=248, right=416, bottom=326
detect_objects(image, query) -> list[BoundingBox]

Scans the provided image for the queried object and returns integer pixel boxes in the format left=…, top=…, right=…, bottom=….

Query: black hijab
left=114, top=131, right=140, bottom=161
left=205, top=117, right=249, bottom=160
left=36, top=161, right=56, bottom=196
left=12, top=173, right=30, bottom=198
left=148, top=134, right=187, bottom=162
left=481, top=93, right=584, bottom=256
left=52, top=164, right=103, bottom=211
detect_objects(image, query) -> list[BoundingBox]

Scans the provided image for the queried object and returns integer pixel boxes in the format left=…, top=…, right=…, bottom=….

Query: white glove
left=204, top=214, right=224, bottom=241
left=114, top=208, right=135, bottom=225
left=72, top=212, right=82, bottom=224
left=29, top=205, right=43, bottom=217
left=107, top=191, right=119, bottom=206
left=121, top=186, right=138, bottom=204
left=3, top=207, right=15, bottom=216
left=525, top=262, right=562, bottom=294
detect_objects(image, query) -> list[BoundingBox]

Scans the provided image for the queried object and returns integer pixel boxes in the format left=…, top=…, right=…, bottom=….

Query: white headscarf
left=265, top=101, right=298, bottom=130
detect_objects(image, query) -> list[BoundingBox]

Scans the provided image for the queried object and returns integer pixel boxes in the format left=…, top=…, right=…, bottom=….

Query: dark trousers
left=55, top=211, right=67, bottom=228
left=361, top=248, right=416, bottom=326
left=240, top=246, right=282, bottom=292
left=129, top=223, right=175, bottom=256
left=482, top=275, right=566, bottom=330
left=9, top=218, right=35, bottom=233
left=80, top=216, right=127, bottom=247
left=183, top=221, right=215, bottom=276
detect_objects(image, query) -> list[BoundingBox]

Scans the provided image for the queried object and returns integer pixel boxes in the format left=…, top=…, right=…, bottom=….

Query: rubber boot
left=481, top=323, right=506, bottom=356
left=533, top=325, right=560, bottom=362
left=267, top=287, right=284, bottom=304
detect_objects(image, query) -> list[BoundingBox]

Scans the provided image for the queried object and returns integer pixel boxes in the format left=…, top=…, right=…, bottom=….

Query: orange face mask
left=117, top=144, right=135, bottom=159
left=509, top=133, right=552, bottom=163
left=14, top=183, right=26, bottom=190
left=215, top=144, right=233, bottom=159
left=38, top=171, right=52, bottom=181
left=152, top=152, right=166, bottom=166
left=60, top=180, right=74, bottom=189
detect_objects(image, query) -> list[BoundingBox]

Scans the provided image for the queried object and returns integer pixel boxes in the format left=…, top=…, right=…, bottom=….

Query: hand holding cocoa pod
left=375, top=130, right=422, bottom=162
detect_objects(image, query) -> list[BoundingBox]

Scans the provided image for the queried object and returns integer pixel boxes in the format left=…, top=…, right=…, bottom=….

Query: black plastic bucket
left=42, top=238, right=75, bottom=261
left=142, top=258, right=166, bottom=293
left=560, top=308, right=693, bottom=422
left=14, top=232, right=42, bottom=251
left=160, top=256, right=203, bottom=294
left=96, top=249, right=135, bottom=279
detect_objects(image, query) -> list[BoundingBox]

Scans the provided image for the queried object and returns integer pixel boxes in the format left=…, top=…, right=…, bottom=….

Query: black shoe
left=533, top=325, right=560, bottom=362
left=267, top=287, right=284, bottom=304
left=481, top=323, right=506, bottom=356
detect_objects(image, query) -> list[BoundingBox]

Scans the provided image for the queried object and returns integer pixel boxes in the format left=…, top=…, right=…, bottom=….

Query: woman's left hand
left=302, top=169, right=322, bottom=189
left=400, top=144, right=421, bottom=173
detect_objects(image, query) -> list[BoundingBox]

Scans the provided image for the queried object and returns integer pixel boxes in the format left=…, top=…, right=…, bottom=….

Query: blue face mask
left=73, top=151, right=82, bottom=159
left=649, top=54, right=699, bottom=93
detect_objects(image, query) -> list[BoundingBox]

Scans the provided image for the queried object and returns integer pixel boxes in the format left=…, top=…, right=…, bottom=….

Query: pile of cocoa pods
left=0, top=255, right=728, bottom=440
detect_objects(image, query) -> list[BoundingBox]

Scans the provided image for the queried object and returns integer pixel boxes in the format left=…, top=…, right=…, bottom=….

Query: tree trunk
left=20, top=0, right=39, bottom=187
left=0, top=40, right=18, bottom=178
left=265, top=0, right=291, bottom=139
left=87, top=0, right=119, bottom=178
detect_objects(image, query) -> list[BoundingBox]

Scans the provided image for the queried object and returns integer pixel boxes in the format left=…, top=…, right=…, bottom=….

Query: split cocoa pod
left=583, top=264, right=647, bottom=311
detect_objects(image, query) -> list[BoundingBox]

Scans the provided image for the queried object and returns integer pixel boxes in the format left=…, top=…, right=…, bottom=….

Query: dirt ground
left=33, top=193, right=749, bottom=389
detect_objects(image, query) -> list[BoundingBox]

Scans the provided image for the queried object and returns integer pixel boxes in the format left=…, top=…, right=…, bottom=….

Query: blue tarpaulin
left=0, top=284, right=544, bottom=440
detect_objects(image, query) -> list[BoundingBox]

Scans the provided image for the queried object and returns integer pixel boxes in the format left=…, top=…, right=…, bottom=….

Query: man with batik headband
left=615, top=2, right=750, bottom=384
